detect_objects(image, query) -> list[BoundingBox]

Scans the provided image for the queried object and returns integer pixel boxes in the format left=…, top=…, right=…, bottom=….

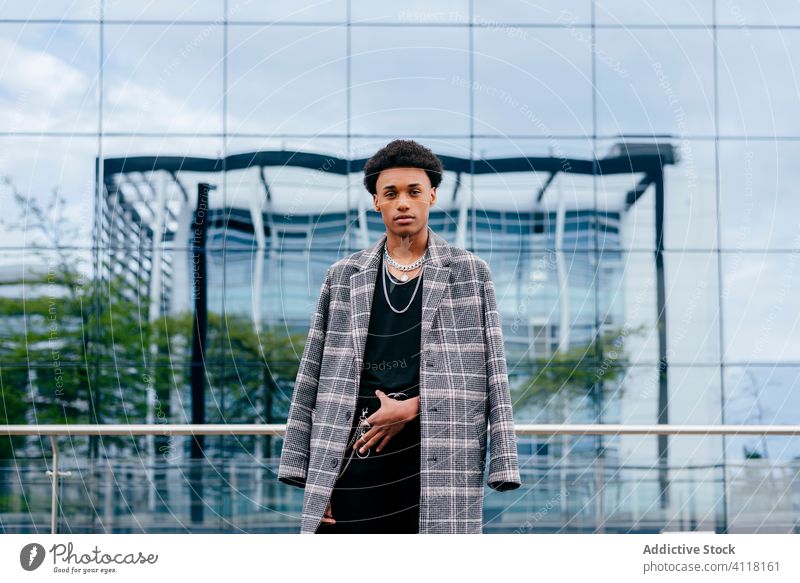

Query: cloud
left=0, top=34, right=95, bottom=131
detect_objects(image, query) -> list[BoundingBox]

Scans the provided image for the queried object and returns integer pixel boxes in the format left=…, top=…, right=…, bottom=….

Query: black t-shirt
left=347, top=252, right=423, bottom=458
left=360, top=253, right=423, bottom=394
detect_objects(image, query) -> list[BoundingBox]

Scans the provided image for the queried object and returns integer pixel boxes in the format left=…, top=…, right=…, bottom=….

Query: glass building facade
left=0, top=1, right=799, bottom=533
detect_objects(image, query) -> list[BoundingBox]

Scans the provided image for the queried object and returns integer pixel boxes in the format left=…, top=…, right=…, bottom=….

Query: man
left=278, top=139, right=521, bottom=534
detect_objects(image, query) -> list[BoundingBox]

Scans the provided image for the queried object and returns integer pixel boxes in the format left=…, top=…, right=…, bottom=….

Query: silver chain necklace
left=382, top=263, right=425, bottom=314
left=383, top=244, right=427, bottom=282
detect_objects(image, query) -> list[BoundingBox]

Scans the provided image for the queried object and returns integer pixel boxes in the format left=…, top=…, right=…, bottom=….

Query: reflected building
left=98, top=142, right=685, bottom=499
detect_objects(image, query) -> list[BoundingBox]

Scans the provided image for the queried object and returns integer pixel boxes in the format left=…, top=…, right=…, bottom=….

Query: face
left=373, top=167, right=436, bottom=236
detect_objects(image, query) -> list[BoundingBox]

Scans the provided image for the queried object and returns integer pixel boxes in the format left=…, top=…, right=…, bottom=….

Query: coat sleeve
left=277, top=266, right=332, bottom=488
left=481, top=265, right=522, bottom=492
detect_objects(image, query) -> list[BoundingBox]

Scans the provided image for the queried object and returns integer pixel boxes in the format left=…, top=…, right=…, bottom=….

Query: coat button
left=427, top=456, right=437, bottom=462
left=425, top=360, right=434, bottom=367
left=345, top=411, right=351, bottom=420
left=330, top=459, right=338, bottom=468
left=429, top=406, right=437, bottom=412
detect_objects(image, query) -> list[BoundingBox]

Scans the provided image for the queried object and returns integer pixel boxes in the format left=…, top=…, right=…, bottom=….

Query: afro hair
left=362, top=139, right=444, bottom=196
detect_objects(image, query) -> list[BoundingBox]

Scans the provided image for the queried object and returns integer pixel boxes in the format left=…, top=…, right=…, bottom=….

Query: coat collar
left=349, top=225, right=452, bottom=376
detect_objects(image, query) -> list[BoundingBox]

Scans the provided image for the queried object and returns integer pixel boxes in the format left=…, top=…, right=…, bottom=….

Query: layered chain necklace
left=383, top=242, right=428, bottom=281
left=382, top=243, right=428, bottom=314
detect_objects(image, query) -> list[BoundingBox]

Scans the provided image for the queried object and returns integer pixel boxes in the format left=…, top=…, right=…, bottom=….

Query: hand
left=353, top=390, right=420, bottom=454
left=321, top=500, right=335, bottom=525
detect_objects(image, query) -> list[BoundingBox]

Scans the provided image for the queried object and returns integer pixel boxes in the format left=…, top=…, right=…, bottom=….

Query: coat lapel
left=349, top=225, right=452, bottom=374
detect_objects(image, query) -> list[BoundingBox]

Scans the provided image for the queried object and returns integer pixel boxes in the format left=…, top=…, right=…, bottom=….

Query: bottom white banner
left=1, top=533, right=798, bottom=582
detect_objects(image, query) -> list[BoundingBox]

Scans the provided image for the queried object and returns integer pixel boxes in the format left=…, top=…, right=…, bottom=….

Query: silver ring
left=356, top=437, right=370, bottom=458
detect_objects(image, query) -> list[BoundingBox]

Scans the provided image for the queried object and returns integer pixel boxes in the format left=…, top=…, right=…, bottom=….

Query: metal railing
left=2, top=423, right=800, bottom=534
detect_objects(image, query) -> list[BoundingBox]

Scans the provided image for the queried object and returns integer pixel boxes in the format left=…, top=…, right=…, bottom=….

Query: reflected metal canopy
left=101, top=141, right=677, bottom=178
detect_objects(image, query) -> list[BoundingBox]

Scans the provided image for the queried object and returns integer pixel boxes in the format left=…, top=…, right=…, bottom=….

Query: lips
left=395, top=215, right=414, bottom=221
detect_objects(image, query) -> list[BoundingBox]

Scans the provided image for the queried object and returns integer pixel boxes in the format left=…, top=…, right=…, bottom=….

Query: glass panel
left=662, top=252, right=721, bottom=364
left=596, top=0, right=712, bottom=25
left=0, top=249, right=93, bottom=370
left=717, top=0, right=800, bottom=26
left=668, top=365, right=723, bottom=424
left=90, top=244, right=223, bottom=367
left=596, top=29, right=715, bottom=137
left=724, top=366, right=800, bottom=459
left=594, top=139, right=718, bottom=251
left=474, top=0, right=591, bottom=25
left=480, top=248, right=598, bottom=364
left=595, top=168, right=654, bottom=252
left=100, top=136, right=225, bottom=249
left=718, top=29, right=800, bottom=137
left=350, top=26, right=470, bottom=136
left=723, top=367, right=800, bottom=533
left=221, top=247, right=340, bottom=370
left=104, top=0, right=223, bottom=21
left=722, top=252, right=800, bottom=364
left=0, top=23, right=99, bottom=132
left=0, top=136, right=97, bottom=249
left=719, top=139, right=800, bottom=251
left=470, top=138, right=595, bottom=254
left=473, top=136, right=594, bottom=159
left=227, top=25, right=347, bottom=135
left=228, top=0, right=346, bottom=23
left=664, top=251, right=720, bottom=364
left=352, top=0, right=468, bottom=24
left=226, top=136, right=348, bottom=159
left=350, top=136, right=471, bottom=159
left=102, top=24, right=224, bottom=133
left=0, top=0, right=96, bottom=20
left=102, top=135, right=224, bottom=156
left=225, top=139, right=350, bottom=226
left=661, top=140, right=717, bottom=250
left=474, top=27, right=592, bottom=138
left=599, top=252, right=720, bottom=365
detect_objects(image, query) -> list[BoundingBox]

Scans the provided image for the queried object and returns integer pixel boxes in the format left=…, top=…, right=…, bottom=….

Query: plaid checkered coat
left=278, top=226, right=521, bottom=533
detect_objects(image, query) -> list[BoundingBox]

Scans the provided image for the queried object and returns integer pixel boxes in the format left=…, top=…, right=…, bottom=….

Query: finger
left=354, top=428, right=377, bottom=452
left=375, top=432, right=393, bottom=453
left=365, top=410, right=384, bottom=426
left=360, top=429, right=387, bottom=453
left=353, top=429, right=370, bottom=451
left=323, top=504, right=335, bottom=523
left=353, top=426, right=379, bottom=449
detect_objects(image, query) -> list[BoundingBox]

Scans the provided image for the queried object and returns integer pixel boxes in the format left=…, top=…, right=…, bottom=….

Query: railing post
left=48, top=435, right=59, bottom=535
left=595, top=455, right=605, bottom=533
left=230, top=460, right=237, bottom=527
left=104, top=461, right=114, bottom=531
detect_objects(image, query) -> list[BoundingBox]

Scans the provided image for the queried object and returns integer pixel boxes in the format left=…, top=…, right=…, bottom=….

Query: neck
left=385, top=226, right=428, bottom=262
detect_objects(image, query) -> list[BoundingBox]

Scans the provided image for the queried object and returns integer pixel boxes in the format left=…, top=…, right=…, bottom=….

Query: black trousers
left=316, top=418, right=421, bottom=534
